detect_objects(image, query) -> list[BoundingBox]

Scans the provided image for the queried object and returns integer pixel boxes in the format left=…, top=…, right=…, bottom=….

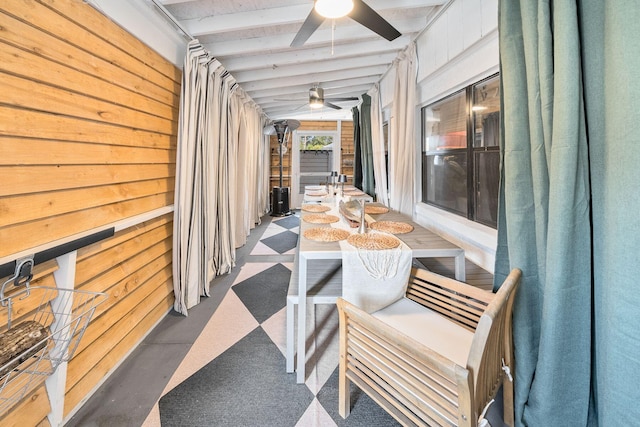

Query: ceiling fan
left=275, top=87, right=359, bottom=110
left=291, top=0, right=402, bottom=48
left=308, top=87, right=359, bottom=110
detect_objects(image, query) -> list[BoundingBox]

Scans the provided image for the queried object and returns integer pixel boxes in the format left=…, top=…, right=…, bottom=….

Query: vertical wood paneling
left=0, top=0, right=180, bottom=422
left=341, top=121, right=355, bottom=183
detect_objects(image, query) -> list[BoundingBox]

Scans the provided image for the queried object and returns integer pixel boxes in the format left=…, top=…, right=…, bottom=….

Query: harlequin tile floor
left=67, top=212, right=398, bottom=427
left=67, top=211, right=503, bottom=427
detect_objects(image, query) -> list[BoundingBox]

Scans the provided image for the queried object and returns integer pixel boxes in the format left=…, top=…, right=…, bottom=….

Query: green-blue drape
left=351, top=106, right=363, bottom=189
left=496, top=0, right=640, bottom=425
left=359, top=93, right=375, bottom=196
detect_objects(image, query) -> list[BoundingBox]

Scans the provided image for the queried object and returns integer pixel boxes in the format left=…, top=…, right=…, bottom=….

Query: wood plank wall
left=269, top=133, right=291, bottom=189
left=341, top=121, right=355, bottom=184
left=0, top=0, right=180, bottom=423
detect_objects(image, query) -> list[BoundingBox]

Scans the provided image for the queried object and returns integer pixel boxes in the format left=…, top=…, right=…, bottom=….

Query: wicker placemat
left=347, top=232, right=400, bottom=250
left=344, top=190, right=365, bottom=196
left=306, top=190, right=328, bottom=197
left=302, top=213, right=340, bottom=224
left=301, top=204, right=331, bottom=213
left=369, top=221, right=414, bottom=234
left=365, top=205, right=390, bottom=214
left=303, top=227, right=350, bottom=242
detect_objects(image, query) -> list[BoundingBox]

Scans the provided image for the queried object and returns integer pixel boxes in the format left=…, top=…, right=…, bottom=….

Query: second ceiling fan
left=291, top=0, right=402, bottom=47
left=308, top=87, right=358, bottom=110
left=275, top=87, right=359, bottom=110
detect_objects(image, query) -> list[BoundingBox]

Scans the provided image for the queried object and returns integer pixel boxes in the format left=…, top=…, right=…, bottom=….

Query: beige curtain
left=173, top=40, right=268, bottom=315
left=174, top=43, right=215, bottom=313
left=368, top=84, right=389, bottom=205
left=389, top=42, right=417, bottom=216
left=231, top=92, right=268, bottom=248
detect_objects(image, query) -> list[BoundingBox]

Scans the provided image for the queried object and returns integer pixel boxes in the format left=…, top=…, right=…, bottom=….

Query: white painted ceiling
left=156, top=0, right=445, bottom=120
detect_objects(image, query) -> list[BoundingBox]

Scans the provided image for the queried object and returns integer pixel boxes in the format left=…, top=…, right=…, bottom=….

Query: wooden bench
left=337, top=267, right=521, bottom=426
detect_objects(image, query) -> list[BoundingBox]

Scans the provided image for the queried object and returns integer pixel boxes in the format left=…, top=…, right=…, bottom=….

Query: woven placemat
left=301, top=204, right=331, bottom=213
left=347, top=232, right=400, bottom=250
left=344, top=190, right=365, bottom=196
left=303, top=227, right=350, bottom=242
left=369, top=221, right=414, bottom=234
left=302, top=213, right=340, bottom=224
left=305, top=190, right=328, bottom=197
left=365, top=205, right=390, bottom=214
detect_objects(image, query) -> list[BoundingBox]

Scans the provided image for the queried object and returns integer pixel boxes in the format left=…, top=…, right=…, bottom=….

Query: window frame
left=421, top=73, right=500, bottom=228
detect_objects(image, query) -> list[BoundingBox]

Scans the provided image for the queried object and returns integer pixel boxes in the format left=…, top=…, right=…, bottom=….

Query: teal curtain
left=496, top=1, right=640, bottom=425
left=351, top=106, right=363, bottom=189
left=359, top=93, right=375, bottom=196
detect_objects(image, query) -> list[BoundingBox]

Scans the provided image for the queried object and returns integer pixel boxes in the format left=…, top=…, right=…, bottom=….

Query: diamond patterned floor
left=153, top=211, right=398, bottom=426
left=68, top=211, right=502, bottom=427
left=159, top=328, right=314, bottom=427
left=232, top=263, right=291, bottom=323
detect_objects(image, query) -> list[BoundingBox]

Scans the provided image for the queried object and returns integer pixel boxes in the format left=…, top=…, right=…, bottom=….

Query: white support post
left=45, top=251, right=78, bottom=427
left=335, top=121, right=342, bottom=173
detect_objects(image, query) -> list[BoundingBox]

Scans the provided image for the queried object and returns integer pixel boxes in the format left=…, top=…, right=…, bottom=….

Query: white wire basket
left=0, top=285, right=107, bottom=415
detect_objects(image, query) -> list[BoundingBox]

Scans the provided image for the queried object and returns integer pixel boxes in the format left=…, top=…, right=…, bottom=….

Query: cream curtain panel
left=389, top=42, right=417, bottom=216
left=173, top=40, right=268, bottom=315
left=368, top=84, right=389, bottom=206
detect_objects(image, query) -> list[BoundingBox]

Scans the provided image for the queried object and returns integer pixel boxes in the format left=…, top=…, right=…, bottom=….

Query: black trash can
left=271, top=186, right=292, bottom=217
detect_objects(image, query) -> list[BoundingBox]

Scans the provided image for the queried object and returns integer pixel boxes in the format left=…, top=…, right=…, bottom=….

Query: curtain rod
left=149, top=0, right=195, bottom=41
left=377, top=0, right=456, bottom=83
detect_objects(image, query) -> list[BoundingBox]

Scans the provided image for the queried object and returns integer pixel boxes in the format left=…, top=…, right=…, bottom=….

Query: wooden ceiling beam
left=218, top=35, right=412, bottom=72
left=175, top=0, right=443, bottom=36
left=232, top=52, right=397, bottom=83
left=239, top=64, right=388, bottom=92
left=202, top=17, right=426, bottom=57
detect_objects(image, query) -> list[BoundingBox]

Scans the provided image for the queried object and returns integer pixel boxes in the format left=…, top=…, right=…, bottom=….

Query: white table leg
left=454, top=251, right=466, bottom=281
left=296, top=254, right=308, bottom=384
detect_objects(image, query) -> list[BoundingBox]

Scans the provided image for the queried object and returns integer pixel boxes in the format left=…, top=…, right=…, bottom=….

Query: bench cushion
left=372, top=297, right=473, bottom=366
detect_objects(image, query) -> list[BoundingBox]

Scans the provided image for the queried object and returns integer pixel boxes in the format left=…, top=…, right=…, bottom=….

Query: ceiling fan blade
left=349, top=0, right=401, bottom=41
left=325, top=97, right=360, bottom=102
left=291, top=8, right=325, bottom=47
left=324, top=102, right=342, bottom=110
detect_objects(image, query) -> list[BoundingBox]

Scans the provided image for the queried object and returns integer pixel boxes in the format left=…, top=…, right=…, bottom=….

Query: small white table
left=292, top=204, right=466, bottom=383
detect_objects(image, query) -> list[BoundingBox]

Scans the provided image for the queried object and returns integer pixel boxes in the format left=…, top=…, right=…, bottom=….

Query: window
left=421, top=74, right=500, bottom=228
left=299, top=134, right=334, bottom=151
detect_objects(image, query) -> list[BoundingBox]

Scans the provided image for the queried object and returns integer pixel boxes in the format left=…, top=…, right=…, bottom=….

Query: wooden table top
left=298, top=203, right=461, bottom=257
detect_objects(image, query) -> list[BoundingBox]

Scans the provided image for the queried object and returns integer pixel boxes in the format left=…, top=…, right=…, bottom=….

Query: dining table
left=292, top=201, right=466, bottom=383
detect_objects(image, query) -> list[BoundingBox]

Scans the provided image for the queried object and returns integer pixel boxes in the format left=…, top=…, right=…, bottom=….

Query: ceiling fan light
left=314, top=0, right=354, bottom=19
left=309, top=98, right=324, bottom=109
